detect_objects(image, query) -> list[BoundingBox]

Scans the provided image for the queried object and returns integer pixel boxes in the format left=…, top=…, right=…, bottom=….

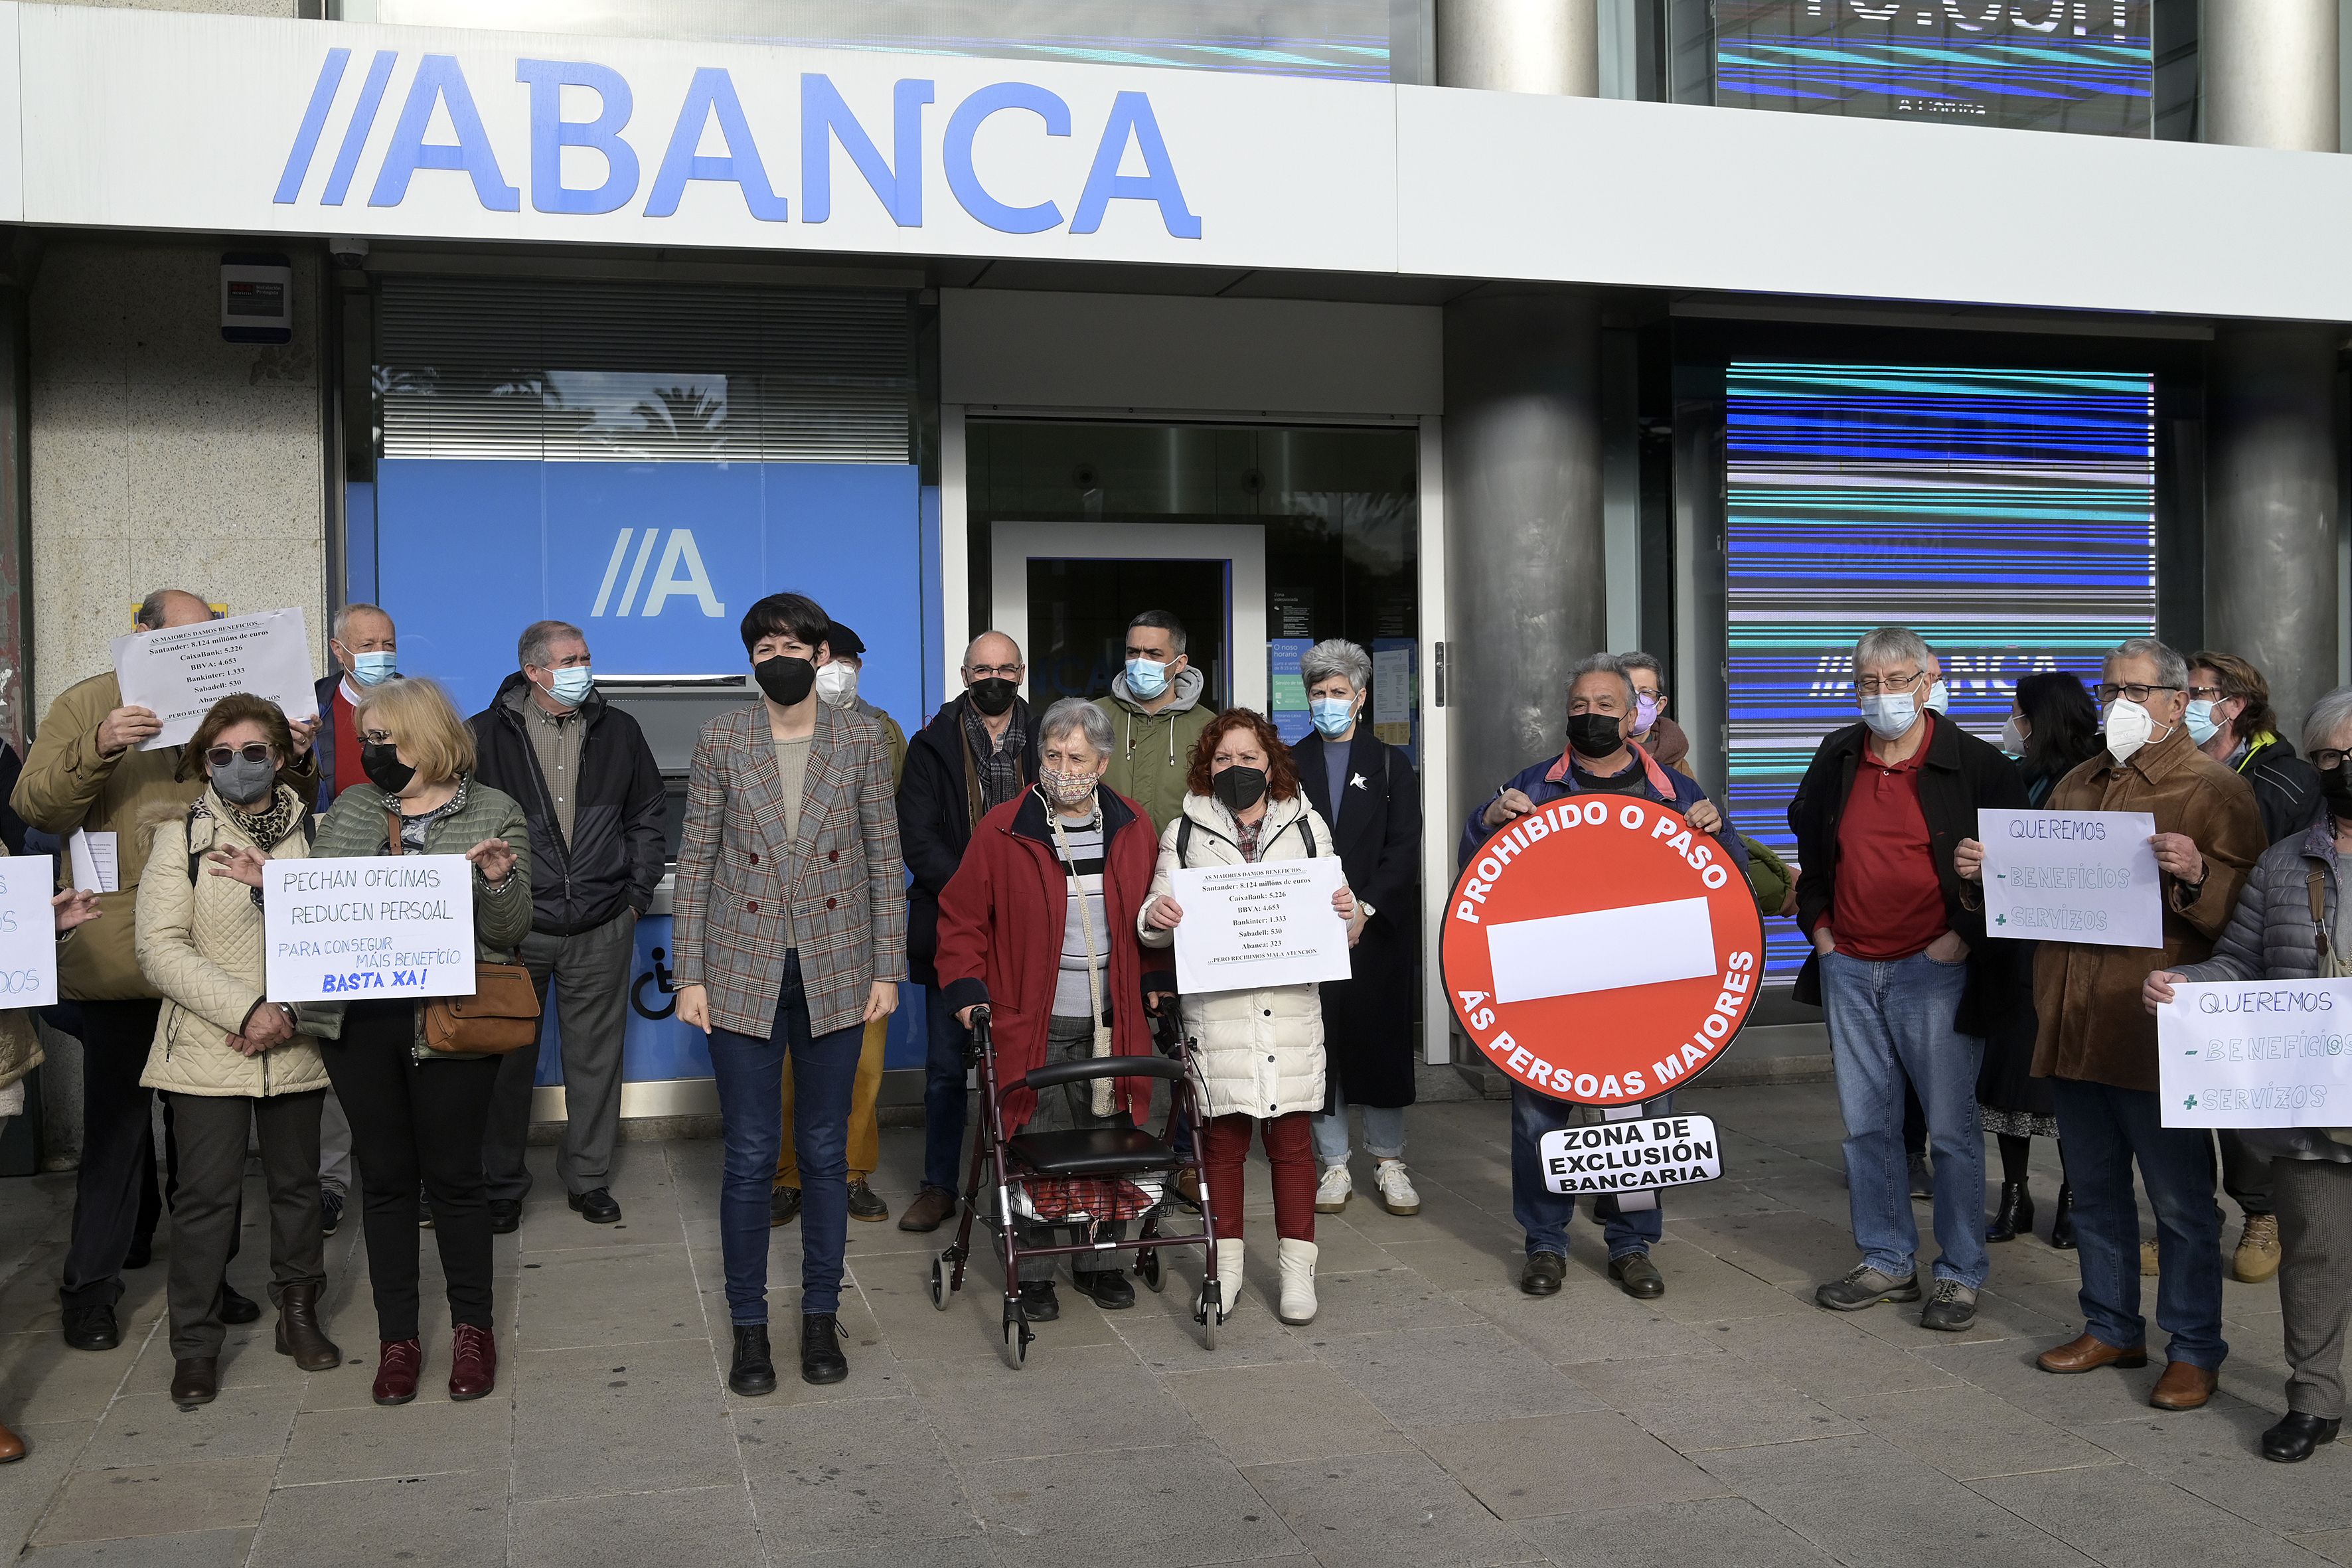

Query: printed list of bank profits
left=263, top=855, right=477, bottom=1004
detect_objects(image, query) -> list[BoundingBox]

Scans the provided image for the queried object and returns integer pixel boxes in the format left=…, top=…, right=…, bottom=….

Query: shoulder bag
left=386, top=809, right=541, bottom=1056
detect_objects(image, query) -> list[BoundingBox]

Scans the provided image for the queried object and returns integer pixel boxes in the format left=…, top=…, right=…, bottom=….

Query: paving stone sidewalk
left=0, top=1075, right=2343, bottom=1567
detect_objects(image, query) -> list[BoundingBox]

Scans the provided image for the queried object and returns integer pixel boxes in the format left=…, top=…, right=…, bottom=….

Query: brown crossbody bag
left=385, top=809, right=542, bottom=1055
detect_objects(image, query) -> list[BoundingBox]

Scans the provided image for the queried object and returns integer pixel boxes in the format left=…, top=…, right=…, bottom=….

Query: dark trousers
left=323, top=1001, right=499, bottom=1342
left=61, top=999, right=162, bottom=1308
left=163, top=1090, right=325, bottom=1359
left=2219, top=1131, right=2275, bottom=1216
left=484, top=911, right=636, bottom=1202
left=1511, top=1086, right=1669, bottom=1261
left=919, top=982, right=969, bottom=1194
left=2052, top=1077, right=2226, bottom=1369
left=1015, top=1018, right=1131, bottom=1282
left=708, top=952, right=861, bottom=1322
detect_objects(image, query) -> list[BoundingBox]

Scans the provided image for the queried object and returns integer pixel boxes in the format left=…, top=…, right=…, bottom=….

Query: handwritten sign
left=1170, top=858, right=1350, bottom=994
left=1539, top=1113, right=1725, bottom=1194
left=114, top=607, right=317, bottom=751
left=263, top=856, right=476, bottom=1003
left=2157, top=980, right=2352, bottom=1129
left=1978, top=808, right=2163, bottom=949
left=0, top=855, right=59, bottom=1008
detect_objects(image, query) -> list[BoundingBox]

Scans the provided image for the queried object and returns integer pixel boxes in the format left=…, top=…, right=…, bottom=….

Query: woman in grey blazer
left=672, top=592, right=906, bottom=1395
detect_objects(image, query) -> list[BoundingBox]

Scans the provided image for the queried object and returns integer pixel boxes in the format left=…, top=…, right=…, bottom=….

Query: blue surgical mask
left=1125, top=658, right=1170, bottom=699
left=1858, top=692, right=1919, bottom=742
left=2183, top=698, right=2219, bottom=747
left=547, top=666, right=593, bottom=707
left=1309, top=697, right=1354, bottom=738
left=1924, top=680, right=1950, bottom=714
left=348, top=650, right=396, bottom=687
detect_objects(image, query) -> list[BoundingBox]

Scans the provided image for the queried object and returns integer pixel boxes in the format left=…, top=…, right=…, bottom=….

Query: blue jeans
left=919, top=982, right=969, bottom=1194
left=708, top=953, right=863, bottom=1322
left=1821, top=949, right=1988, bottom=1288
left=2051, top=1077, right=2227, bottom=1368
left=1512, top=1086, right=1668, bottom=1261
left=1311, top=1088, right=1407, bottom=1164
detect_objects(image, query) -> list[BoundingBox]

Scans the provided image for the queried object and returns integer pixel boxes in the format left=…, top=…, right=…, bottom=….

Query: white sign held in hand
left=264, top=855, right=477, bottom=1004
left=114, top=607, right=318, bottom=751
left=2157, top=980, right=2352, bottom=1129
left=1169, top=858, right=1352, bottom=994
left=1978, top=808, right=2163, bottom=949
left=0, top=856, right=60, bottom=1009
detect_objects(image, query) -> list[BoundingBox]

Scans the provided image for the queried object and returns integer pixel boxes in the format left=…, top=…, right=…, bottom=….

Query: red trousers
left=1198, top=1111, right=1316, bottom=1242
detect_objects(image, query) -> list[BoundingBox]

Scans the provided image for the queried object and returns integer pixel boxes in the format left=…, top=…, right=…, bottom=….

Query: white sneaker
left=1314, top=1164, right=1353, bottom=1213
left=1373, top=1159, right=1421, bottom=1216
left=1277, top=1238, right=1319, bottom=1325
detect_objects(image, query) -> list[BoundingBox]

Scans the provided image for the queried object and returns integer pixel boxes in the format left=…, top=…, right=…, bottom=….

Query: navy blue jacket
left=1460, top=745, right=1749, bottom=876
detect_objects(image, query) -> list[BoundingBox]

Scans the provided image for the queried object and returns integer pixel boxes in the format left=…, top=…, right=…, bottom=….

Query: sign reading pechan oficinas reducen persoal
left=1443, top=797, right=1766, bottom=1109
left=264, top=856, right=478, bottom=1004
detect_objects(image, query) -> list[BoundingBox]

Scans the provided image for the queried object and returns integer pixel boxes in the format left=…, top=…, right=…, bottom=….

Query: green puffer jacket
left=1094, top=668, right=1215, bottom=836
left=307, top=776, right=534, bottom=1054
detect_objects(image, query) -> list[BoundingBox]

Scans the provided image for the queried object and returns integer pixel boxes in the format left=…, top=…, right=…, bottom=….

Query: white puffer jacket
left=136, top=785, right=329, bottom=1099
left=1138, top=791, right=1340, bottom=1120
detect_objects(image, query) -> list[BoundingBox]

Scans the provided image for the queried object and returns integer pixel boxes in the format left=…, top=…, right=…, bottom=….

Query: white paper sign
left=2157, top=980, right=2352, bottom=1129
left=1540, top=1113, right=1725, bottom=1195
left=113, top=607, right=317, bottom=751
left=67, top=830, right=119, bottom=894
left=0, top=856, right=60, bottom=1009
left=1978, top=808, right=2163, bottom=949
left=264, top=855, right=476, bottom=1004
left=1170, top=858, right=1351, bottom=994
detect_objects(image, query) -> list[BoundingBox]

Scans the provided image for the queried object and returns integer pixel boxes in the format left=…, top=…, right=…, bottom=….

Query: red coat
left=934, top=786, right=1173, bottom=1130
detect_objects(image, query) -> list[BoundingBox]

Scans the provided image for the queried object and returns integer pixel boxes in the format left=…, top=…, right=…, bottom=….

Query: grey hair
left=2306, top=686, right=2352, bottom=756
left=2108, top=635, right=2188, bottom=692
left=1038, top=696, right=1114, bottom=757
left=518, top=619, right=584, bottom=670
left=332, top=602, right=390, bottom=643
left=1569, top=651, right=1637, bottom=706
left=1851, top=626, right=1933, bottom=674
left=1300, top=639, right=1371, bottom=693
left=961, top=629, right=1022, bottom=668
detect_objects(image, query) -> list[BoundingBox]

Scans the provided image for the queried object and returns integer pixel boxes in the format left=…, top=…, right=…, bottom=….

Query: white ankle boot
left=1277, top=1239, right=1319, bottom=1325
left=1210, top=1237, right=1246, bottom=1320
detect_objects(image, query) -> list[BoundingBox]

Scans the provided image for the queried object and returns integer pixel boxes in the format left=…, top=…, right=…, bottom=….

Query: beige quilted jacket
left=135, top=785, right=329, bottom=1099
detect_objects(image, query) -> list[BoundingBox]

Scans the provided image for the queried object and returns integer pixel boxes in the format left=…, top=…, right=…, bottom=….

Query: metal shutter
left=376, top=277, right=915, bottom=463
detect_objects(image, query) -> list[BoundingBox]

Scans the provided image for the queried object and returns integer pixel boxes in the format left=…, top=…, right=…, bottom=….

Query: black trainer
left=1074, top=1270, right=1136, bottom=1310
left=728, top=1324, right=776, bottom=1397
left=1017, top=1281, right=1061, bottom=1321
left=800, top=1312, right=848, bottom=1385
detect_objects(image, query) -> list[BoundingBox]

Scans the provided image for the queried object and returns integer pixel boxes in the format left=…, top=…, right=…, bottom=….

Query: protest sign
left=2157, top=979, right=2352, bottom=1129
left=1539, top=1113, right=1725, bottom=1195
left=1171, top=859, right=1351, bottom=993
left=264, top=855, right=476, bottom=1003
left=1979, top=808, right=2163, bottom=949
left=114, top=607, right=317, bottom=751
left=0, top=855, right=58, bottom=1008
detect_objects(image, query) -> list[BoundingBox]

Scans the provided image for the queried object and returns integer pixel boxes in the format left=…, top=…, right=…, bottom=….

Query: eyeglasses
left=2315, top=748, right=2351, bottom=771
left=360, top=729, right=397, bottom=746
left=1854, top=670, right=1927, bottom=696
left=965, top=663, right=1025, bottom=680
left=2185, top=685, right=2227, bottom=703
left=205, top=743, right=273, bottom=767
left=2095, top=684, right=2181, bottom=704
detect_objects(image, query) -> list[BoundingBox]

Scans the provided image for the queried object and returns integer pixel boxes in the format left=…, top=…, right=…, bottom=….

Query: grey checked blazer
left=672, top=700, right=907, bottom=1040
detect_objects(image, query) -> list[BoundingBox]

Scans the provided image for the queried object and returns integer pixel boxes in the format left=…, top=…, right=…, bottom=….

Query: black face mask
left=2323, top=763, right=2352, bottom=820
left=360, top=741, right=415, bottom=795
left=1566, top=713, right=1624, bottom=759
left=1212, top=765, right=1268, bottom=813
left=754, top=655, right=817, bottom=707
left=967, top=676, right=1018, bottom=718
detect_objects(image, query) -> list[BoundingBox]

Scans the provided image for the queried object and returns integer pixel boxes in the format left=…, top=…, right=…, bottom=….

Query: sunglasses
left=205, top=743, right=274, bottom=767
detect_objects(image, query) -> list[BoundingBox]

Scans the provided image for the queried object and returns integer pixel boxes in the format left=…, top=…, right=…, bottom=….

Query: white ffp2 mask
left=2104, top=698, right=2154, bottom=763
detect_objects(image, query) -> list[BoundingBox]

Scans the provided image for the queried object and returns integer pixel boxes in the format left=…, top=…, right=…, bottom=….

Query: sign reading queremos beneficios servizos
left=1444, top=798, right=1765, bottom=1108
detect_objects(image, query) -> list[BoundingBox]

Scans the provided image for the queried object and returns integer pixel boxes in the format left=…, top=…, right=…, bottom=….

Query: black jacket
left=2236, top=735, right=2323, bottom=848
left=469, top=674, right=666, bottom=937
left=898, top=692, right=1041, bottom=984
left=1786, top=714, right=2031, bottom=1032
left=1294, top=730, right=1421, bottom=1108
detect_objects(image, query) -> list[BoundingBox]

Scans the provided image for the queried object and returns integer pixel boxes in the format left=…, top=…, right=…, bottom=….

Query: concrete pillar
left=1443, top=293, right=1606, bottom=798
left=2201, top=0, right=2339, bottom=730
left=1436, top=0, right=1599, bottom=96
left=2206, top=326, right=2340, bottom=732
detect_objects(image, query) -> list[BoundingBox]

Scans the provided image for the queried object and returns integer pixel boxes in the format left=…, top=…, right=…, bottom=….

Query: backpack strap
left=184, top=798, right=209, bottom=886
left=1176, top=814, right=1193, bottom=870
left=1291, top=813, right=1318, bottom=857
left=2310, top=866, right=2331, bottom=961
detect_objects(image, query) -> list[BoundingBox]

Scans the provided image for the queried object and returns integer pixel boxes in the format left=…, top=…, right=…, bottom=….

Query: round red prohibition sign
left=1443, top=797, right=1766, bottom=1107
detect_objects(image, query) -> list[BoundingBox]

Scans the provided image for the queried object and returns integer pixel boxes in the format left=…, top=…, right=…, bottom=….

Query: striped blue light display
left=1715, top=1, right=2152, bottom=137
left=1723, top=362, right=2157, bottom=982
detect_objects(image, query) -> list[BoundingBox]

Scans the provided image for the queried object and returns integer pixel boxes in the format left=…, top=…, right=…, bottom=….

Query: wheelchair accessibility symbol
left=631, top=947, right=678, bottom=1020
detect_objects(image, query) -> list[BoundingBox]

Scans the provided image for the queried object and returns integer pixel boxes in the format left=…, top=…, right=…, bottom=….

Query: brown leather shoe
left=170, top=1356, right=219, bottom=1409
left=447, top=1323, right=497, bottom=1402
left=0, top=1416, right=25, bottom=1462
left=896, top=1185, right=957, bottom=1233
left=2037, top=1334, right=2150, bottom=1373
left=2150, top=1360, right=2219, bottom=1410
left=274, top=1281, right=343, bottom=1373
left=372, top=1338, right=422, bottom=1406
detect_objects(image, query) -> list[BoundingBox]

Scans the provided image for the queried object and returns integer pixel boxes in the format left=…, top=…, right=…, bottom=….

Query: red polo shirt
left=1830, top=716, right=1948, bottom=961
left=330, top=683, right=366, bottom=799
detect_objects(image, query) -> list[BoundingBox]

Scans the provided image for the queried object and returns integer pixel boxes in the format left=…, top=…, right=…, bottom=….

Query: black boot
left=2049, top=1183, right=2076, bottom=1250
left=728, top=1324, right=776, bottom=1397
left=1986, top=1182, right=2035, bottom=1243
left=800, top=1312, right=848, bottom=1385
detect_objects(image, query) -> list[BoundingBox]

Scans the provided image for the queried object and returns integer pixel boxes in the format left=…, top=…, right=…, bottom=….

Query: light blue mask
left=2183, top=698, right=2220, bottom=747
left=1309, top=698, right=1354, bottom=738
left=548, top=666, right=594, bottom=707
left=348, top=650, right=396, bottom=687
left=1125, top=658, right=1170, bottom=699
